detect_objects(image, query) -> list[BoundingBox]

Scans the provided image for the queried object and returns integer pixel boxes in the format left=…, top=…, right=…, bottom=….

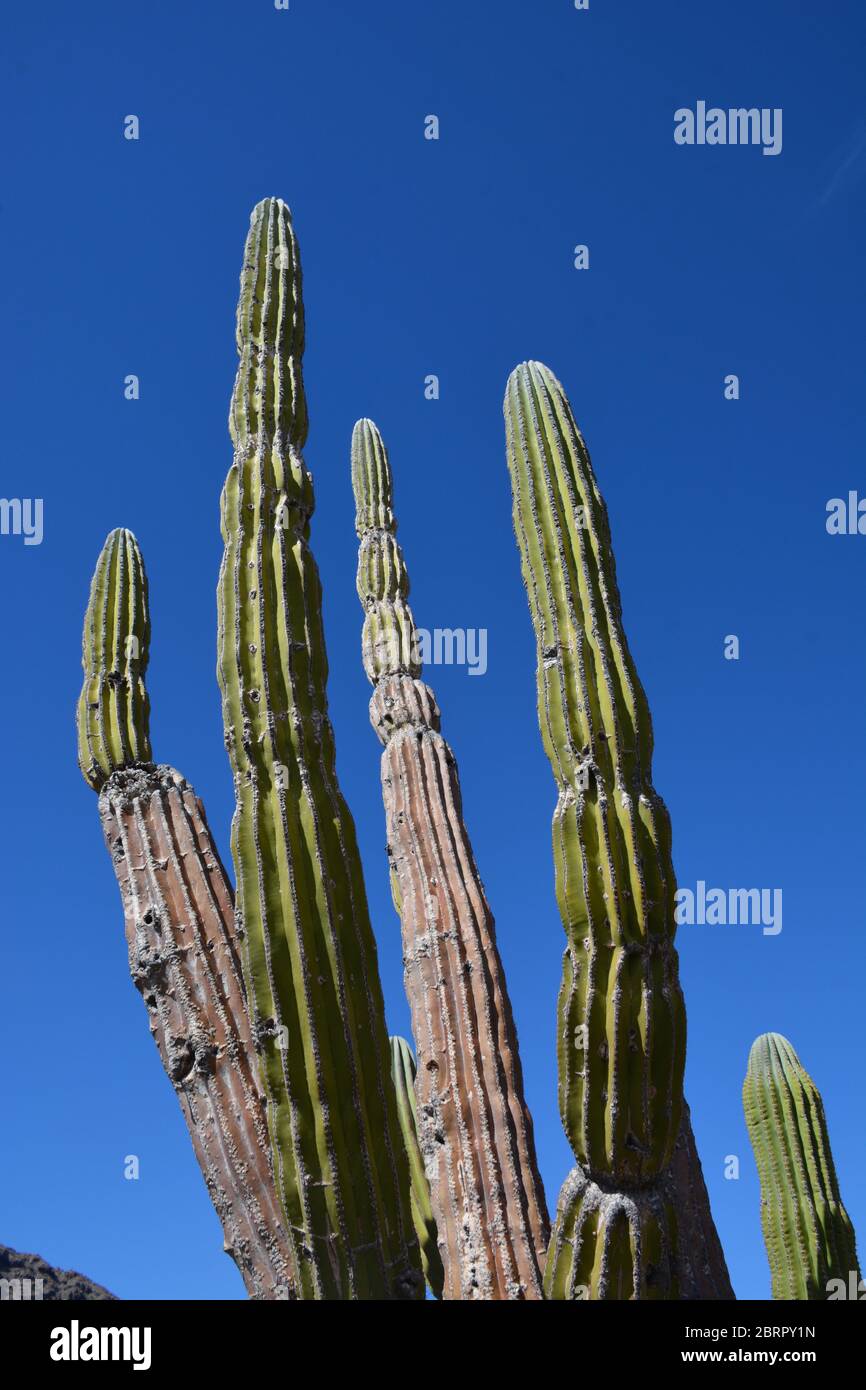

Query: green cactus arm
left=390, top=1037, right=445, bottom=1299
left=505, top=361, right=683, bottom=1181
left=77, top=528, right=151, bottom=789
left=217, top=199, right=422, bottom=1301
left=353, top=417, right=550, bottom=1300
left=505, top=361, right=731, bottom=1299
left=744, top=1033, right=860, bottom=1300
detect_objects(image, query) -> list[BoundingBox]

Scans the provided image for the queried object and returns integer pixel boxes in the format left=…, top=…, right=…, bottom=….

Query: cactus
left=78, top=532, right=294, bottom=1298
left=504, top=361, right=731, bottom=1299
left=390, top=1037, right=444, bottom=1299
left=353, top=418, right=550, bottom=1299
left=216, top=200, right=422, bottom=1300
left=744, top=1033, right=860, bottom=1300
left=77, top=527, right=151, bottom=790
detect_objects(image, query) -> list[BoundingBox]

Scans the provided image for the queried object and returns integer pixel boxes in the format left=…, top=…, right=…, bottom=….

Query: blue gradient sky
left=1, top=1, right=863, bottom=1300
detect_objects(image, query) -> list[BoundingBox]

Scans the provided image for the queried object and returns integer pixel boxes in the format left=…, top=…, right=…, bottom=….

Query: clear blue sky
left=1, top=1, right=863, bottom=1300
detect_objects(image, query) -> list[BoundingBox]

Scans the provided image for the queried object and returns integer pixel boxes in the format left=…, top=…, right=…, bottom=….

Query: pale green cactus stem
left=216, top=197, right=422, bottom=1301
left=390, top=1037, right=444, bottom=1300
left=77, top=528, right=151, bottom=789
left=744, top=1033, right=860, bottom=1300
left=505, top=361, right=730, bottom=1299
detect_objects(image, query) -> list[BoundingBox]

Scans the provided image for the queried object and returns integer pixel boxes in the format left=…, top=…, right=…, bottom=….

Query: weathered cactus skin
left=744, top=1033, right=860, bottom=1300
left=353, top=418, right=550, bottom=1300
left=78, top=531, right=294, bottom=1298
left=664, top=1102, right=736, bottom=1300
left=504, top=361, right=731, bottom=1299
left=77, top=528, right=151, bottom=790
left=390, top=1037, right=445, bottom=1299
left=100, top=764, right=295, bottom=1299
left=216, top=200, right=421, bottom=1301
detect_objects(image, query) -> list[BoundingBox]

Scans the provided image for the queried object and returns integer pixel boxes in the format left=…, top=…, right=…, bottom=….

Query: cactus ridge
left=504, top=361, right=686, bottom=1187
left=743, top=1033, right=860, bottom=1300
left=354, top=418, right=550, bottom=1300
left=390, top=1036, right=445, bottom=1299
left=217, top=199, right=421, bottom=1300
left=77, top=528, right=151, bottom=789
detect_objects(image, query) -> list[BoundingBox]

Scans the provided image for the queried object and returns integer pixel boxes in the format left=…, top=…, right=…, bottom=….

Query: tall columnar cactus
left=353, top=418, right=550, bottom=1300
left=77, top=527, right=151, bottom=790
left=390, top=1037, right=445, bottom=1299
left=216, top=200, right=422, bottom=1300
left=78, top=531, right=294, bottom=1299
left=504, top=362, right=731, bottom=1299
left=744, top=1033, right=860, bottom=1300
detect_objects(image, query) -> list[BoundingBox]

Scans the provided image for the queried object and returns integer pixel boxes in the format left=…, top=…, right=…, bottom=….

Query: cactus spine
left=216, top=200, right=421, bottom=1300
left=353, top=418, right=550, bottom=1300
left=77, top=528, right=151, bottom=790
left=505, top=362, right=730, bottom=1299
left=390, top=1037, right=445, bottom=1299
left=744, top=1033, right=860, bottom=1300
left=78, top=533, right=294, bottom=1298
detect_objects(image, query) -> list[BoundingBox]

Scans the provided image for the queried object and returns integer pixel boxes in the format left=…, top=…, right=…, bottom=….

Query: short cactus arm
left=77, top=528, right=151, bottom=789
left=744, top=1033, right=860, bottom=1299
left=216, top=200, right=421, bottom=1301
left=77, top=532, right=294, bottom=1298
left=390, top=1037, right=444, bottom=1299
left=353, top=418, right=550, bottom=1300
left=504, top=362, right=731, bottom=1299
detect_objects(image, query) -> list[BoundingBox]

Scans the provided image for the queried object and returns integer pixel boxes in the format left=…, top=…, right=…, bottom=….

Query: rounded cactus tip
left=746, top=1031, right=802, bottom=1077
left=250, top=195, right=293, bottom=221
left=506, top=359, right=566, bottom=396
